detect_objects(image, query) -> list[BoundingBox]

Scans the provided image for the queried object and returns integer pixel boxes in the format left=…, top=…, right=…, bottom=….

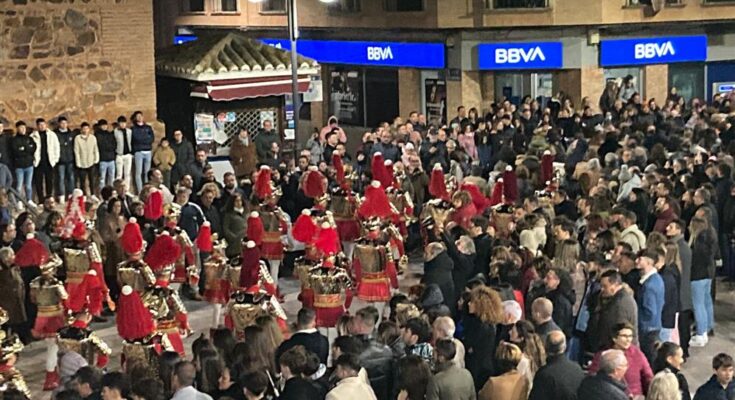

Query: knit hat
left=195, top=221, right=213, bottom=253
left=144, top=231, right=181, bottom=272
left=121, top=219, right=144, bottom=255
left=302, top=167, right=327, bottom=199
left=246, top=212, right=264, bottom=246
left=357, top=181, right=394, bottom=219
left=144, top=189, right=164, bottom=220
left=292, top=210, right=317, bottom=244
left=116, top=286, right=155, bottom=341
left=254, top=166, right=273, bottom=200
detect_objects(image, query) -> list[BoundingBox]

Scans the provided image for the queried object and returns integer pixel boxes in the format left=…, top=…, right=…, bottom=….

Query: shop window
left=329, top=0, right=361, bottom=13
left=486, top=0, right=548, bottom=9
left=214, top=0, right=239, bottom=12
left=328, top=67, right=398, bottom=127
left=260, top=0, right=286, bottom=13
left=182, top=0, right=205, bottom=13
left=384, top=0, right=424, bottom=12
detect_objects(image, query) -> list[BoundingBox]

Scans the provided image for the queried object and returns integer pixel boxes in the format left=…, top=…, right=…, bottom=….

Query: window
left=330, top=0, right=361, bottom=13
left=182, top=0, right=205, bottom=13
left=486, top=0, right=548, bottom=9
left=261, top=0, right=286, bottom=13
left=384, top=0, right=424, bottom=12
left=214, top=0, right=239, bottom=12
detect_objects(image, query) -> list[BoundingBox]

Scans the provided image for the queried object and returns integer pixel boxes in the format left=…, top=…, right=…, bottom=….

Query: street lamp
left=249, top=0, right=336, bottom=157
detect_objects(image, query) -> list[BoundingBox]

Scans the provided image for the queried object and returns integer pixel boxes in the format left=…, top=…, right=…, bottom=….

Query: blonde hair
left=688, top=217, right=709, bottom=246
left=495, top=342, right=523, bottom=373
left=665, top=240, right=682, bottom=273
left=646, top=370, right=682, bottom=400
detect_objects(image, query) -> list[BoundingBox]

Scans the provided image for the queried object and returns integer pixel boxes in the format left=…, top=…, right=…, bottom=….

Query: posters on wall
left=424, top=79, right=446, bottom=126
left=329, top=69, right=364, bottom=126
left=194, top=113, right=215, bottom=144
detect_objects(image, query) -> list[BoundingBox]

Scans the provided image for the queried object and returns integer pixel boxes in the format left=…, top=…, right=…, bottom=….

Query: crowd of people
left=0, top=85, right=733, bottom=400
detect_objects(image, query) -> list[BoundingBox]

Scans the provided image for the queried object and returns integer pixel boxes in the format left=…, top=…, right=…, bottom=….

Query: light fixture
left=247, top=0, right=265, bottom=3
left=319, top=0, right=338, bottom=3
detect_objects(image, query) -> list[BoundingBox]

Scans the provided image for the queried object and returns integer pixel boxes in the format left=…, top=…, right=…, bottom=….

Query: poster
left=329, top=69, right=364, bottom=126
left=304, top=77, right=323, bottom=103
left=424, top=79, right=446, bottom=126
left=194, top=113, right=215, bottom=143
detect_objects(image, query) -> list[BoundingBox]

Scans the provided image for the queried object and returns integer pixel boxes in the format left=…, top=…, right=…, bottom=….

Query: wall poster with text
left=329, top=69, right=364, bottom=126
left=424, top=78, right=446, bottom=126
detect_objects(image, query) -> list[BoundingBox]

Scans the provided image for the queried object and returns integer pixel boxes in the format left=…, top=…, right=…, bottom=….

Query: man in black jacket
left=170, top=130, right=194, bottom=190
left=55, top=117, right=76, bottom=202
left=469, top=216, right=492, bottom=277
left=10, top=121, right=36, bottom=203
left=529, top=331, right=584, bottom=400
left=352, top=307, right=393, bottom=400
left=130, top=111, right=154, bottom=193
left=0, top=121, right=9, bottom=169
left=276, top=308, right=329, bottom=365
left=576, top=349, right=630, bottom=400
left=96, top=120, right=117, bottom=192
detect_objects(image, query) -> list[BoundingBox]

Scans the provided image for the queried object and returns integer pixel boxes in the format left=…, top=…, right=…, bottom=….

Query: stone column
left=398, top=68, right=421, bottom=119
left=554, top=66, right=604, bottom=112
left=447, top=71, right=482, bottom=118
left=644, top=64, right=668, bottom=103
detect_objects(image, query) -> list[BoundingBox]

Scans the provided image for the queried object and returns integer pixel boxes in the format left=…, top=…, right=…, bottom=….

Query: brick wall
left=0, top=0, right=159, bottom=132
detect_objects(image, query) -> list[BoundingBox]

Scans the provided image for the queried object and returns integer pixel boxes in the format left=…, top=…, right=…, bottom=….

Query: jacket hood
left=420, top=284, right=444, bottom=308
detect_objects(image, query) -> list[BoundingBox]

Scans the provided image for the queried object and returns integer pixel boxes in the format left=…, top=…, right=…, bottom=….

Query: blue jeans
left=55, top=162, right=76, bottom=198
left=99, top=160, right=116, bottom=190
left=691, top=279, right=714, bottom=335
left=134, top=151, right=151, bottom=193
left=659, top=328, right=673, bottom=342
left=15, top=167, right=33, bottom=201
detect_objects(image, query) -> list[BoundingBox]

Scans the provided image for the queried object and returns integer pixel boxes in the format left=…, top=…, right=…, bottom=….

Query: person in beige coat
left=478, top=342, right=529, bottom=400
left=326, top=354, right=377, bottom=400
left=74, top=122, right=99, bottom=196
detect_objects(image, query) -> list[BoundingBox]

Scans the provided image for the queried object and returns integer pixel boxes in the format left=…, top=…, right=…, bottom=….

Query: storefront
left=476, top=41, right=563, bottom=106
left=261, top=38, right=446, bottom=127
left=599, top=35, right=708, bottom=100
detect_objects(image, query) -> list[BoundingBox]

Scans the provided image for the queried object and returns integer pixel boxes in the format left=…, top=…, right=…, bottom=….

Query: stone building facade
left=0, top=0, right=158, bottom=127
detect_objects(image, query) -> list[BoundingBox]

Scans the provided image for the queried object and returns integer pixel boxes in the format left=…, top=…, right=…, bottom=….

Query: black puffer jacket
left=690, top=228, right=718, bottom=281
left=10, top=134, right=36, bottom=169
left=422, top=243, right=455, bottom=311
left=355, top=335, right=394, bottom=400
left=463, top=314, right=496, bottom=392
left=96, top=130, right=117, bottom=162
left=544, top=269, right=575, bottom=340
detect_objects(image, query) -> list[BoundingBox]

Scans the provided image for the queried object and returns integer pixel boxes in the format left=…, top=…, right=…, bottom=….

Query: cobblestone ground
left=16, top=265, right=735, bottom=399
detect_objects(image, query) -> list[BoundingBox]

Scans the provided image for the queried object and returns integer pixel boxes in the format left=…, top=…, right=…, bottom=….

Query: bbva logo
left=634, top=41, right=675, bottom=59
left=367, top=46, right=394, bottom=61
left=495, top=47, right=546, bottom=64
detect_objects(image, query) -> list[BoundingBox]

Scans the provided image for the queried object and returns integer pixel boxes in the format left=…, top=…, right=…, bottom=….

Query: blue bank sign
left=478, top=42, right=563, bottom=70
left=260, top=39, right=445, bottom=69
left=600, top=35, right=707, bottom=67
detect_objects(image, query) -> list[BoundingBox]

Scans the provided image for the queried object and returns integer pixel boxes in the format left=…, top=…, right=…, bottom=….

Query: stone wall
left=0, top=0, right=158, bottom=128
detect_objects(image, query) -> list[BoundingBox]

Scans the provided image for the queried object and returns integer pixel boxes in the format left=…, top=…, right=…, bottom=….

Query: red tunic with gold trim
left=142, top=286, right=189, bottom=357
left=203, top=243, right=233, bottom=305
left=386, top=186, right=413, bottom=238
left=330, top=188, right=361, bottom=242
left=167, top=227, right=197, bottom=285
left=62, top=242, right=107, bottom=315
left=225, top=286, right=287, bottom=340
left=308, top=259, right=352, bottom=328
left=352, top=236, right=398, bottom=303
left=257, top=206, right=289, bottom=261
left=57, top=320, right=111, bottom=368
left=30, top=273, right=68, bottom=339
left=292, top=208, right=332, bottom=308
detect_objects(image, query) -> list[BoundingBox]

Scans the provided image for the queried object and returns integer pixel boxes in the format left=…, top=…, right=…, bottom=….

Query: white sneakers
left=27, top=200, right=37, bottom=209
left=689, top=334, right=709, bottom=348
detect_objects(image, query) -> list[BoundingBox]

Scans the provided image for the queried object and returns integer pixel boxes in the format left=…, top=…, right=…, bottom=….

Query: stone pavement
left=15, top=266, right=735, bottom=399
